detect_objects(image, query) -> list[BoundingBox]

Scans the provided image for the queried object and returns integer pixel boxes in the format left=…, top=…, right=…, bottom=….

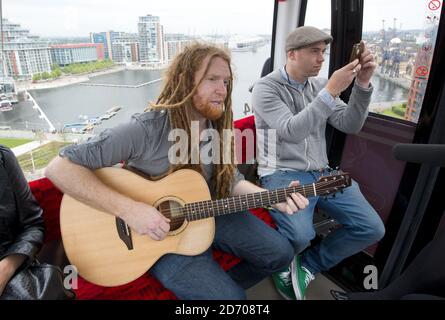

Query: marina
left=63, top=106, right=123, bottom=133
left=78, top=78, right=162, bottom=88
left=0, top=42, right=409, bottom=136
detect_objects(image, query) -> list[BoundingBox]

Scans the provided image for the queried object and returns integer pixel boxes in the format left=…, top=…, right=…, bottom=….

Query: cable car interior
left=4, top=0, right=445, bottom=301
left=255, top=0, right=445, bottom=299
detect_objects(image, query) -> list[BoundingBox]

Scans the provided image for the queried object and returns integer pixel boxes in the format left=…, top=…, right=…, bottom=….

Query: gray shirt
left=60, top=110, right=244, bottom=198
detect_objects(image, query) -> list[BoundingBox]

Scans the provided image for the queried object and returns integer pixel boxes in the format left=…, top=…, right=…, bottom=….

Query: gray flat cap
left=285, top=26, right=333, bottom=52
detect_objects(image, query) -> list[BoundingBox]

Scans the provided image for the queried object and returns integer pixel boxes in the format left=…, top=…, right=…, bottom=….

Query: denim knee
left=285, top=227, right=315, bottom=254
left=354, top=215, right=386, bottom=244
left=206, top=285, right=246, bottom=300
left=267, top=239, right=294, bottom=272
left=368, top=218, right=386, bottom=242
left=175, top=282, right=247, bottom=300
left=270, top=211, right=315, bottom=254
left=154, top=265, right=247, bottom=300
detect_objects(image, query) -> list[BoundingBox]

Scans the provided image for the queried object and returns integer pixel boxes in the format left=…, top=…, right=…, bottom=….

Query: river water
left=2, top=43, right=408, bottom=133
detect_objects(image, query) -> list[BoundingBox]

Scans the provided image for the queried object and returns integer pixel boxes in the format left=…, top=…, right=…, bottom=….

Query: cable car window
left=229, top=1, right=274, bottom=120
left=304, top=0, right=332, bottom=78
left=1, top=0, right=274, bottom=180
left=363, top=0, right=442, bottom=123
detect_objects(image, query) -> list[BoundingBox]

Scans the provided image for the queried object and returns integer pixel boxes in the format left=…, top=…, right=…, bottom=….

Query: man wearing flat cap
left=252, top=26, right=385, bottom=300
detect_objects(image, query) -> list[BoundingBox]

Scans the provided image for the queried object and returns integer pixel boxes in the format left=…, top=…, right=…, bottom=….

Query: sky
left=2, top=0, right=275, bottom=37
left=305, top=0, right=430, bottom=31
left=2, top=0, right=434, bottom=38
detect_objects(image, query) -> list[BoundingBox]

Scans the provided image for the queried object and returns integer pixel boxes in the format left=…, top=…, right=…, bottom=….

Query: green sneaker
left=271, top=268, right=296, bottom=300
left=291, top=255, right=315, bottom=300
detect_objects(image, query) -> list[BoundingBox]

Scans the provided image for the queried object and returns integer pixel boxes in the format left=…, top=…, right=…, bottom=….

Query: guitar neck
left=184, top=182, right=321, bottom=221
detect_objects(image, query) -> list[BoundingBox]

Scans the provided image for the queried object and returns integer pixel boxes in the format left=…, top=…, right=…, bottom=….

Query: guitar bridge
left=115, top=218, right=133, bottom=250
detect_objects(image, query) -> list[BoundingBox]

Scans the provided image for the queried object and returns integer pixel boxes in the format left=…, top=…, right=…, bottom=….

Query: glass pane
left=304, top=0, right=332, bottom=78
left=0, top=0, right=274, bottom=180
left=363, top=0, right=442, bottom=123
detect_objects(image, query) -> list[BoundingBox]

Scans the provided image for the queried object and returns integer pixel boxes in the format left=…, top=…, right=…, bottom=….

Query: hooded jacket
left=0, top=145, right=45, bottom=268
left=251, top=68, right=373, bottom=176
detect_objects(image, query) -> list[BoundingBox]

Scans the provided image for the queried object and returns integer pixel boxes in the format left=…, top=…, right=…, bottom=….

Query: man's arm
left=46, top=156, right=136, bottom=220
left=328, top=41, right=376, bottom=134
left=45, top=156, right=170, bottom=241
left=252, top=60, right=362, bottom=143
left=252, top=81, right=334, bottom=144
left=232, top=180, right=308, bottom=215
left=0, top=254, right=26, bottom=296
left=327, top=83, right=372, bottom=134
left=0, top=146, right=44, bottom=269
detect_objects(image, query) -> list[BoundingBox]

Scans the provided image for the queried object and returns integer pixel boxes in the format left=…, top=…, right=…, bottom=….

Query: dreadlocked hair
left=145, top=42, right=237, bottom=199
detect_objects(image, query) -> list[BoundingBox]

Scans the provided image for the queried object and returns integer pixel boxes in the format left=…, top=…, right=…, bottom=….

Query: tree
left=51, top=64, right=61, bottom=71
left=41, top=72, right=51, bottom=80
left=32, top=73, right=42, bottom=82
left=51, top=69, right=62, bottom=78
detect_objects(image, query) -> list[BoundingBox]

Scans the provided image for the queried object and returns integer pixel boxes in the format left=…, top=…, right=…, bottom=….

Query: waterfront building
left=111, top=33, right=140, bottom=63
left=405, top=45, right=431, bottom=123
left=50, top=43, right=104, bottom=66
left=405, top=24, right=439, bottom=122
left=163, top=34, right=193, bottom=62
left=1, top=18, right=52, bottom=79
left=138, top=15, right=165, bottom=64
left=90, top=31, right=121, bottom=60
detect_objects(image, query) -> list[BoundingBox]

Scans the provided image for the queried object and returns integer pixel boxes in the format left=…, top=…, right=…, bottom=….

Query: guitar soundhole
left=157, top=200, right=185, bottom=232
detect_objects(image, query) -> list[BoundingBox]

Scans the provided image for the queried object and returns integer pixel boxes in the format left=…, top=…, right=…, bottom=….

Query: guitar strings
left=158, top=179, right=346, bottom=225
left=161, top=179, right=343, bottom=218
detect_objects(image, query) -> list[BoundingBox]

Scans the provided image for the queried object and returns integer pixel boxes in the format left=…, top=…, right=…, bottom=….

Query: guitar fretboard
left=181, top=180, right=340, bottom=221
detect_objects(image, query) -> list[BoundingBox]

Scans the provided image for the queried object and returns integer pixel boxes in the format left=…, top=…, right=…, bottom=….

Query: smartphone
left=349, top=43, right=362, bottom=62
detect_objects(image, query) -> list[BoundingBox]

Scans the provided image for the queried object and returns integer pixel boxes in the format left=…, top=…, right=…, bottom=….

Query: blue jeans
left=150, top=210, right=293, bottom=299
left=260, top=169, right=385, bottom=274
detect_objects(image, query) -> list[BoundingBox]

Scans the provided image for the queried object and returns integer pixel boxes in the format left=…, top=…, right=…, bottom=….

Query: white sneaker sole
left=276, top=289, right=294, bottom=300
left=290, top=258, right=304, bottom=300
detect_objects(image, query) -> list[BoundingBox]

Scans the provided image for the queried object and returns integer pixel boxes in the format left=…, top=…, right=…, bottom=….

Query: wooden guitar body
left=60, top=168, right=214, bottom=287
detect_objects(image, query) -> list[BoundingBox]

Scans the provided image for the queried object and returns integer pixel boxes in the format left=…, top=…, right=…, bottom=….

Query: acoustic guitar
left=60, top=167, right=351, bottom=286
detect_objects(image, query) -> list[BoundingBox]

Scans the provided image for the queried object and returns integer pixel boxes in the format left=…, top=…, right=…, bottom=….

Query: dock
left=26, top=91, right=56, bottom=132
left=78, top=78, right=162, bottom=88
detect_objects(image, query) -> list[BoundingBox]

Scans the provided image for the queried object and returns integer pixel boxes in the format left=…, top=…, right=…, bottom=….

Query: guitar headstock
left=316, top=171, right=351, bottom=196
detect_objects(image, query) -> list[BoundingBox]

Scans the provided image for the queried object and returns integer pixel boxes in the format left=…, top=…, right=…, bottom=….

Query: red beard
left=193, top=97, right=225, bottom=120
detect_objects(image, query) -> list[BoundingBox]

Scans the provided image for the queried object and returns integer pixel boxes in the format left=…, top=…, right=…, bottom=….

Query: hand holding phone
left=349, top=43, right=363, bottom=63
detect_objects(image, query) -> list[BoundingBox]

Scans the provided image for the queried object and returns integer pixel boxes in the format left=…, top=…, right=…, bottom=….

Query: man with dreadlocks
left=45, top=42, right=308, bottom=299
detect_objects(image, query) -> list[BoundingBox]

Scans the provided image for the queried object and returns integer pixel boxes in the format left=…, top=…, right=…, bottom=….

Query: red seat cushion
left=75, top=273, right=177, bottom=300
left=234, top=115, right=257, bottom=163
left=29, top=178, right=63, bottom=243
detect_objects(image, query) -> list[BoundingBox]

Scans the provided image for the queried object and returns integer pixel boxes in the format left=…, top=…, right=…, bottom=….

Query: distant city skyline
left=3, top=0, right=434, bottom=38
